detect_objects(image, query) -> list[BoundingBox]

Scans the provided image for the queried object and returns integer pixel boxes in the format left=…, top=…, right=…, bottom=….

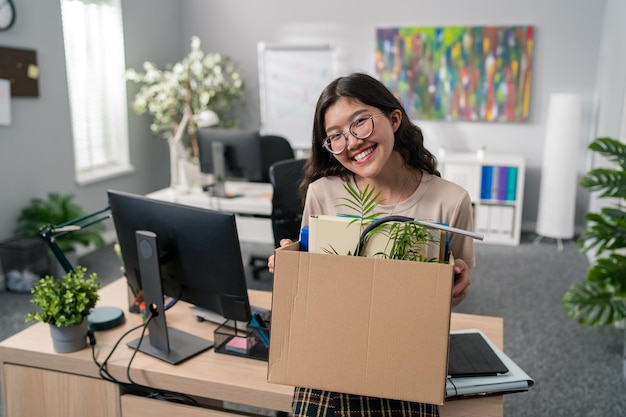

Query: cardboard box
left=268, top=242, right=454, bottom=405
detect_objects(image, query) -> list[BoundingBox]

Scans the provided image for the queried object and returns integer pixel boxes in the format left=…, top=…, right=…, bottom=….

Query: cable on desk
left=125, top=313, right=152, bottom=386
left=91, top=322, right=145, bottom=384
left=90, top=311, right=198, bottom=407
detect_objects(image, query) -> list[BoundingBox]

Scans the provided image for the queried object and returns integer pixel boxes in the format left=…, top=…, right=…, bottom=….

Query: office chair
left=259, top=135, right=295, bottom=183
left=250, top=158, right=306, bottom=279
left=268, top=158, right=306, bottom=247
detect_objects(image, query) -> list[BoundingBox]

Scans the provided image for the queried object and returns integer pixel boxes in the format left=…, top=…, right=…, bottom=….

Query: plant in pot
left=326, top=183, right=444, bottom=261
left=25, top=266, right=101, bottom=352
left=125, top=36, right=245, bottom=190
left=14, top=192, right=106, bottom=278
left=562, top=136, right=626, bottom=326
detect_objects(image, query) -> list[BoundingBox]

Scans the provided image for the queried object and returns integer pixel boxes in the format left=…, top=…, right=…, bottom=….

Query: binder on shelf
left=490, top=166, right=499, bottom=201
left=487, top=205, right=502, bottom=237
left=497, top=166, right=508, bottom=201
left=440, top=152, right=523, bottom=246
left=480, top=165, right=493, bottom=200
left=506, top=166, right=518, bottom=201
left=474, top=205, right=490, bottom=236
left=498, top=205, right=515, bottom=239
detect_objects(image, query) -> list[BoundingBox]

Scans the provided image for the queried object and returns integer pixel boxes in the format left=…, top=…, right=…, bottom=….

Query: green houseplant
left=562, top=137, right=626, bottom=326
left=15, top=192, right=106, bottom=256
left=25, top=266, right=101, bottom=352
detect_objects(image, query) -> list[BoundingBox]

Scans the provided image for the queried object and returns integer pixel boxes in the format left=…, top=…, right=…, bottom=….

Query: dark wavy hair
left=299, top=73, right=439, bottom=200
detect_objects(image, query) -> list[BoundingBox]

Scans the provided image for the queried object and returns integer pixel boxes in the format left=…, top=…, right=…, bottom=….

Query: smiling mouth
left=352, top=145, right=376, bottom=162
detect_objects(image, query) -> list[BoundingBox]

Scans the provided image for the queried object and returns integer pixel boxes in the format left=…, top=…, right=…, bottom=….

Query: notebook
left=448, top=332, right=509, bottom=377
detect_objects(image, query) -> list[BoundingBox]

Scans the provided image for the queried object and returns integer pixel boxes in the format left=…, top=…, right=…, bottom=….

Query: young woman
left=268, top=72, right=474, bottom=417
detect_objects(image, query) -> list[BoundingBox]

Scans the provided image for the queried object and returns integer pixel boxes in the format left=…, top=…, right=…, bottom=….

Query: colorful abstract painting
left=375, top=26, right=534, bottom=122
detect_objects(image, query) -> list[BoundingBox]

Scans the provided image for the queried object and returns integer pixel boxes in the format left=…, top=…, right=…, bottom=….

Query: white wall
left=182, top=0, right=608, bottom=233
left=0, top=0, right=184, bottom=241
left=1, top=0, right=623, bottom=242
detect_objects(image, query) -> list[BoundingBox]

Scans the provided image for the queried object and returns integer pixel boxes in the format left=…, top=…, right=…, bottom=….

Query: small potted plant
left=25, top=266, right=101, bottom=353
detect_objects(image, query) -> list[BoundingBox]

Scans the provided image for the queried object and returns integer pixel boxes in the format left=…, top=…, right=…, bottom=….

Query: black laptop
left=448, top=332, right=509, bottom=377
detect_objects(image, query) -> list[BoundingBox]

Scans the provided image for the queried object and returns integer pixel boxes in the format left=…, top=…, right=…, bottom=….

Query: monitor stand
left=211, top=141, right=227, bottom=198
left=126, top=230, right=214, bottom=365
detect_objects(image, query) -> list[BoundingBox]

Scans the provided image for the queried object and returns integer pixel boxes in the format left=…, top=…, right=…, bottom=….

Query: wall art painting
left=375, top=26, right=534, bottom=122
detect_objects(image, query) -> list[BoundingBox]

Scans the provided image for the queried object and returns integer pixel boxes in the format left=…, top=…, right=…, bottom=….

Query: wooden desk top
left=0, top=278, right=503, bottom=416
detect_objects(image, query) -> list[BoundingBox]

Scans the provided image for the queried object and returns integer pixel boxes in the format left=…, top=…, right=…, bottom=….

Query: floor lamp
left=534, top=93, right=582, bottom=251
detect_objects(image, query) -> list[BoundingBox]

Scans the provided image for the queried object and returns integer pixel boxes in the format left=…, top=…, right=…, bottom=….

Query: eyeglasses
left=321, top=112, right=385, bottom=155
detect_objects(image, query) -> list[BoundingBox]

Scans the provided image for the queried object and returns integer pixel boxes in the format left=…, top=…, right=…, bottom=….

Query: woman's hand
left=452, top=258, right=471, bottom=307
left=267, top=239, right=293, bottom=274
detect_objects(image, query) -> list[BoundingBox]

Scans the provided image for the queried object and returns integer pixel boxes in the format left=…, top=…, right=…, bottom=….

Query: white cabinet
left=438, top=153, right=525, bottom=246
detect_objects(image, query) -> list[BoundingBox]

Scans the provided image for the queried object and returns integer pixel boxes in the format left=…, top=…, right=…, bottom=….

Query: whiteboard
left=258, top=43, right=336, bottom=149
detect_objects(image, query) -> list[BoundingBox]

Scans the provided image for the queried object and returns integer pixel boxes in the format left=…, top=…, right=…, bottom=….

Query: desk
left=0, top=279, right=503, bottom=417
left=148, top=182, right=274, bottom=245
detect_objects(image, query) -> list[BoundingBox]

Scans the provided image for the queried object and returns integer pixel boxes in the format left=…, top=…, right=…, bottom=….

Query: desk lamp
left=39, top=207, right=125, bottom=331
left=169, top=108, right=219, bottom=193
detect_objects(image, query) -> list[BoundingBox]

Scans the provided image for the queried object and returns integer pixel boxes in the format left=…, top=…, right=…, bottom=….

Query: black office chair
left=268, top=158, right=306, bottom=247
left=250, top=158, right=306, bottom=279
left=259, top=135, right=295, bottom=183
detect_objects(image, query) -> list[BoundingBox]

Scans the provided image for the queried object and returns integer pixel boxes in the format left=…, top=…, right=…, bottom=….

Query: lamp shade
left=195, top=110, right=220, bottom=128
left=535, top=93, right=582, bottom=240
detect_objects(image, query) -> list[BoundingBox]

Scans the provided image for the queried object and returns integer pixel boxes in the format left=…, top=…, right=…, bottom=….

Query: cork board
left=0, top=46, right=39, bottom=97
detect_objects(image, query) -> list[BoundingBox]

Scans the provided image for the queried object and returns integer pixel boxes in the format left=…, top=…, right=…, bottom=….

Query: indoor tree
left=562, top=137, right=626, bottom=326
left=125, top=36, right=246, bottom=160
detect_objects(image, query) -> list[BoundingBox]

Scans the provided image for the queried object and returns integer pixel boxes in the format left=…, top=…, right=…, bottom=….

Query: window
left=60, top=0, right=133, bottom=184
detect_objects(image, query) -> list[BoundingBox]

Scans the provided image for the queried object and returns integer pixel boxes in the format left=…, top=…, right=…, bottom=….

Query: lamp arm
left=39, top=226, right=76, bottom=275
left=39, top=207, right=112, bottom=275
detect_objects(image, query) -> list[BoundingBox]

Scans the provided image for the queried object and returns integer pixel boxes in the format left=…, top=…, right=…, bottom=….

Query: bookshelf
left=438, top=152, right=525, bottom=246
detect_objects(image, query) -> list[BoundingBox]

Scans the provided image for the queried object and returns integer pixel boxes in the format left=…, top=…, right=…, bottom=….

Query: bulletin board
left=0, top=46, right=39, bottom=97
left=258, top=43, right=336, bottom=149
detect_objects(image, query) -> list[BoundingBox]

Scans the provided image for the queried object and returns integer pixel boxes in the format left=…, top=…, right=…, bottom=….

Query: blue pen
left=250, top=313, right=270, bottom=347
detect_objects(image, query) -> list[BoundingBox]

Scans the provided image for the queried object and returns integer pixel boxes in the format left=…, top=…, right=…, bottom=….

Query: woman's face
left=323, top=97, right=401, bottom=179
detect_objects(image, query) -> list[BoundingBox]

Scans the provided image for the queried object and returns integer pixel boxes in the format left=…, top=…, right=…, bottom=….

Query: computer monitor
left=197, top=128, right=264, bottom=196
left=107, top=189, right=252, bottom=364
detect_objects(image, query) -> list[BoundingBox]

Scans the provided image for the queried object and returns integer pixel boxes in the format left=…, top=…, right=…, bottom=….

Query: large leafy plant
left=26, top=266, right=101, bottom=327
left=15, top=192, right=106, bottom=254
left=125, top=36, right=246, bottom=159
left=562, top=137, right=626, bottom=326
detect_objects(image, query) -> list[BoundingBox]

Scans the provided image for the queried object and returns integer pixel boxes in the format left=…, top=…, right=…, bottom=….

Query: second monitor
left=197, top=128, right=264, bottom=197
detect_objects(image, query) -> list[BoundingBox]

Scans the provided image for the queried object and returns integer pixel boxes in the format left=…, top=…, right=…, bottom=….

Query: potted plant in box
left=324, top=183, right=442, bottom=261
left=25, top=266, right=101, bottom=353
